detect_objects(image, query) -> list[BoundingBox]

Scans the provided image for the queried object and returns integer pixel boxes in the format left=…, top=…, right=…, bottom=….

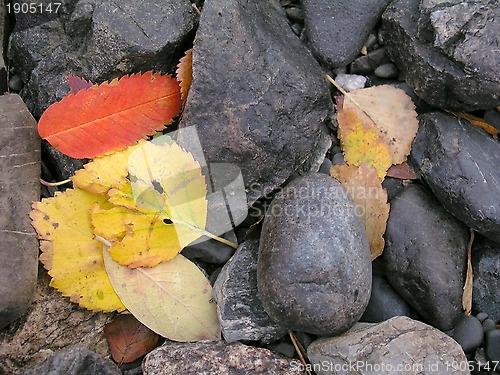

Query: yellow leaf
left=342, top=85, right=419, bottom=165
left=30, top=188, right=125, bottom=312
left=337, top=107, right=392, bottom=179
left=71, top=142, right=142, bottom=195
left=91, top=204, right=182, bottom=268
left=103, top=251, right=221, bottom=342
left=330, top=164, right=390, bottom=259
left=93, top=141, right=209, bottom=268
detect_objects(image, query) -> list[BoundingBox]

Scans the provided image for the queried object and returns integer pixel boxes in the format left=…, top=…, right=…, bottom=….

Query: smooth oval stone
left=257, top=173, right=372, bottom=336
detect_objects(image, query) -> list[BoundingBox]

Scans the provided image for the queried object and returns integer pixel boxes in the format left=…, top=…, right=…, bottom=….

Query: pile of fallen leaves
left=30, top=50, right=229, bottom=362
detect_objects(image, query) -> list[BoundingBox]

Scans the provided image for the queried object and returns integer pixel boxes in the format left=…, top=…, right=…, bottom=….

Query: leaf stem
left=172, top=219, right=238, bottom=249
left=325, top=74, right=348, bottom=96
left=95, top=235, right=113, bottom=248
left=40, top=178, right=72, bottom=187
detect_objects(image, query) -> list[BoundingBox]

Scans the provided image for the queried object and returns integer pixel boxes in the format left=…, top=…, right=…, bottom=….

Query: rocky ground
left=1, top=0, right=499, bottom=374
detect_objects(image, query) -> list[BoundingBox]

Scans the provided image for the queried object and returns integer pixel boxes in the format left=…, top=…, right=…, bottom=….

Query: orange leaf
left=39, top=72, right=182, bottom=159
left=176, top=49, right=193, bottom=104
left=446, top=110, right=499, bottom=139
left=104, top=314, right=159, bottom=364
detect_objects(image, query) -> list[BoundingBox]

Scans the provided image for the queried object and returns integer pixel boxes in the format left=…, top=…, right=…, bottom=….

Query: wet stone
left=213, top=239, right=287, bottom=344
left=308, top=316, right=470, bottom=375
left=142, top=341, right=303, bottom=375
left=445, top=315, right=484, bottom=354
left=384, top=184, right=469, bottom=331
left=411, top=112, right=500, bottom=243
left=472, top=236, right=500, bottom=322
left=0, top=94, right=40, bottom=330
left=301, top=0, right=392, bottom=67
left=179, top=0, right=331, bottom=206
left=257, top=173, right=372, bottom=336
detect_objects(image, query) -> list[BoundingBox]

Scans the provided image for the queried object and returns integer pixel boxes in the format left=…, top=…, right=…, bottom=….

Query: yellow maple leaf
left=330, top=163, right=390, bottom=259
left=30, top=188, right=126, bottom=312
left=337, top=108, right=392, bottom=179
left=92, top=141, right=209, bottom=268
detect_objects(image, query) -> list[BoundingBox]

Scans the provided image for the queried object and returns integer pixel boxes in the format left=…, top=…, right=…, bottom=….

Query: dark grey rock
left=446, top=315, right=484, bottom=354
left=142, top=341, right=303, bottom=375
left=42, top=141, right=85, bottom=181
left=308, top=316, right=470, bottom=375
left=8, top=0, right=197, bottom=117
left=374, top=62, right=399, bottom=79
left=182, top=230, right=237, bottom=265
left=301, top=0, right=391, bottom=67
left=257, top=173, right=372, bottom=336
left=381, top=177, right=406, bottom=202
left=331, top=152, right=344, bottom=166
left=484, top=108, right=500, bottom=131
left=8, top=74, right=23, bottom=92
left=213, top=239, right=288, bottom=344
left=384, top=184, right=469, bottom=331
left=350, top=47, right=391, bottom=75
left=483, top=318, right=497, bottom=333
left=179, top=0, right=331, bottom=206
left=411, top=112, right=500, bottom=242
left=0, top=94, right=40, bottom=330
left=472, top=236, right=500, bottom=322
left=318, top=158, right=332, bottom=175
left=476, top=312, right=488, bottom=323
left=266, top=342, right=296, bottom=358
left=382, top=0, right=500, bottom=111
left=21, top=346, right=120, bottom=375
left=0, top=2, right=7, bottom=93
left=485, top=330, right=500, bottom=363
left=360, top=274, right=411, bottom=323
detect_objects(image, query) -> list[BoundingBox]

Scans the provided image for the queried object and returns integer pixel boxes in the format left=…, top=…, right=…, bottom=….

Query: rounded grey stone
left=257, top=173, right=372, bottom=336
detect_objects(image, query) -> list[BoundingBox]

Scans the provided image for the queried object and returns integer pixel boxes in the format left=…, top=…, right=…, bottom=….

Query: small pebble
left=364, top=32, right=378, bottom=51
left=374, top=63, right=400, bottom=79
left=331, top=145, right=341, bottom=155
left=293, top=331, right=314, bottom=351
left=285, top=6, right=303, bottom=23
left=350, top=47, right=389, bottom=74
left=290, top=23, right=303, bottom=36
left=446, top=315, right=484, bottom=354
left=334, top=73, right=366, bottom=92
left=360, top=274, right=411, bottom=323
left=476, top=312, right=489, bottom=323
left=483, top=318, right=497, bottom=333
left=318, top=158, right=332, bottom=175
left=331, top=152, right=345, bottom=166
left=8, top=74, right=24, bottom=92
left=484, top=329, right=500, bottom=362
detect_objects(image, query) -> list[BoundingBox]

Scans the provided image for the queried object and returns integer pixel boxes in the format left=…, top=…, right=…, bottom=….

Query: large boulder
left=382, top=0, right=500, bottom=111
left=8, top=0, right=197, bottom=117
left=179, top=0, right=332, bottom=206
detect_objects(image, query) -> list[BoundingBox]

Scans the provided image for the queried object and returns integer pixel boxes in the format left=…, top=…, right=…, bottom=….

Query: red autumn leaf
left=67, top=74, right=93, bottom=94
left=104, top=314, right=159, bottom=364
left=39, top=71, right=182, bottom=159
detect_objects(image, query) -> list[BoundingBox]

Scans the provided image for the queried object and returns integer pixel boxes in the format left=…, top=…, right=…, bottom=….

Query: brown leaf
left=104, top=314, right=159, bottom=364
left=462, top=229, right=475, bottom=315
left=176, top=49, right=193, bottom=104
left=342, top=85, right=419, bottom=165
left=386, top=162, right=419, bottom=180
left=330, top=163, right=390, bottom=259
